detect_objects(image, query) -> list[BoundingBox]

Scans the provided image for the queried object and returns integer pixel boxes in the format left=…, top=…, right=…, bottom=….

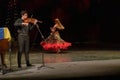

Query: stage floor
left=1, top=50, right=120, bottom=80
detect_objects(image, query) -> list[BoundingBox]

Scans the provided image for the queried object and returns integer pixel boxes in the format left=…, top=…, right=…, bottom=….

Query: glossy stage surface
left=1, top=48, right=120, bottom=80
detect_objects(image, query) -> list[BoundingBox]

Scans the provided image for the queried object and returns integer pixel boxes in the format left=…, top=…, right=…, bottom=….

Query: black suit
left=14, top=18, right=34, bottom=67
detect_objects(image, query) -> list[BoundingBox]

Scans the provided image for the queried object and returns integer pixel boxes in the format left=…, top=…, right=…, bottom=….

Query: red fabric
left=40, top=41, right=71, bottom=51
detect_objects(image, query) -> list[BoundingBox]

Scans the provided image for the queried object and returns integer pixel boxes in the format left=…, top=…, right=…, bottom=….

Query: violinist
left=14, top=10, right=37, bottom=68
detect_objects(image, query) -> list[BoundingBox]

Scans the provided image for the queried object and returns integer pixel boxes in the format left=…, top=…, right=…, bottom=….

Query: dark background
left=0, top=0, right=120, bottom=49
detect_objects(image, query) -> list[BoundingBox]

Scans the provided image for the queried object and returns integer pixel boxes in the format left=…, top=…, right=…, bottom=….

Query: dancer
left=40, top=18, right=71, bottom=53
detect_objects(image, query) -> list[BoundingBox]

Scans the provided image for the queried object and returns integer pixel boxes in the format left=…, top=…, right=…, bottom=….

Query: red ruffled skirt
left=40, top=41, right=71, bottom=52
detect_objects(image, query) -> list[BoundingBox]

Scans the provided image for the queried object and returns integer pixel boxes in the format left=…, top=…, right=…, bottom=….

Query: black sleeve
left=14, top=19, right=23, bottom=27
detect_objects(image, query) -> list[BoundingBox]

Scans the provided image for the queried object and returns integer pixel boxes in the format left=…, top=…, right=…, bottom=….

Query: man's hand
left=34, top=20, right=38, bottom=24
left=22, top=23, right=29, bottom=26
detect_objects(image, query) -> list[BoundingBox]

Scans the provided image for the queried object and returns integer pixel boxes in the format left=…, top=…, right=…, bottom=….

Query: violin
left=24, top=18, right=42, bottom=24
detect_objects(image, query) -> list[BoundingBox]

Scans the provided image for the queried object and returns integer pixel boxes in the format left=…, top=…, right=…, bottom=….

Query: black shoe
left=27, top=64, right=33, bottom=67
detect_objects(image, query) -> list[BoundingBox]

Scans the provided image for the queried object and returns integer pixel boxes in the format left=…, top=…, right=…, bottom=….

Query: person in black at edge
left=14, top=10, right=37, bottom=68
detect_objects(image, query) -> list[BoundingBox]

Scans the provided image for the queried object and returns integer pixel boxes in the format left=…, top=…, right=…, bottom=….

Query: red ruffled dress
left=40, top=31, right=71, bottom=52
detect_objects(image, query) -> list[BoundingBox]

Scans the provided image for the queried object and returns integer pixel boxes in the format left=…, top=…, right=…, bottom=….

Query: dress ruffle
left=40, top=41, right=71, bottom=51
left=40, top=31, right=72, bottom=52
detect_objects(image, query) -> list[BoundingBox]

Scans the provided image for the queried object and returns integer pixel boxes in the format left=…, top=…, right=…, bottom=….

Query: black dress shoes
left=27, top=64, right=33, bottom=67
